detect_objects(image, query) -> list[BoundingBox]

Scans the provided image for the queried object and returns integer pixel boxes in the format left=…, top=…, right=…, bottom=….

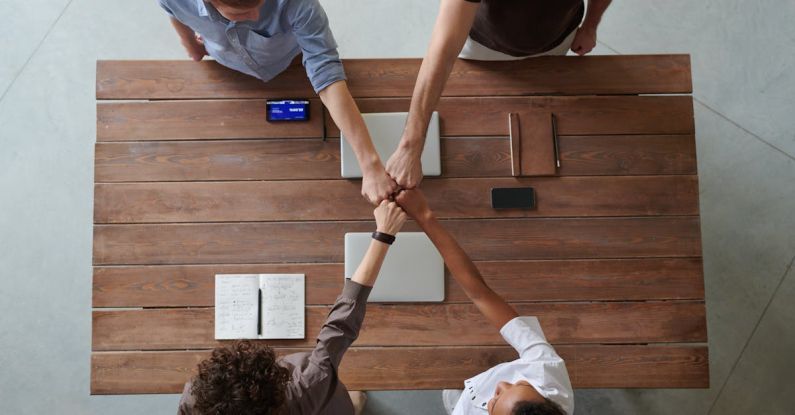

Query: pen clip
left=551, top=113, right=560, bottom=169
left=257, top=288, right=263, bottom=336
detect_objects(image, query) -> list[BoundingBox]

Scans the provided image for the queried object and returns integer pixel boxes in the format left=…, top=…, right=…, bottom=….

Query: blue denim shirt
left=159, top=0, right=346, bottom=93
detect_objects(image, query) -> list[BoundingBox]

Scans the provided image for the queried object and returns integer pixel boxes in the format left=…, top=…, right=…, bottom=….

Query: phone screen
left=266, top=99, right=310, bottom=121
left=491, top=187, right=536, bottom=209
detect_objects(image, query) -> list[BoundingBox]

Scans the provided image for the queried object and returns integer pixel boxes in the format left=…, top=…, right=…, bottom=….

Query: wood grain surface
left=93, top=258, right=704, bottom=307
left=97, top=96, right=694, bottom=141
left=93, top=301, right=706, bottom=351
left=97, top=56, right=692, bottom=100
left=94, top=134, right=697, bottom=182
left=94, top=176, right=699, bottom=223
left=93, top=217, right=702, bottom=265
left=97, top=99, right=324, bottom=141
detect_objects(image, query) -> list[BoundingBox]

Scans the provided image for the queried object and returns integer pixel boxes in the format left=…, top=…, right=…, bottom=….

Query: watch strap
left=371, top=231, right=396, bottom=245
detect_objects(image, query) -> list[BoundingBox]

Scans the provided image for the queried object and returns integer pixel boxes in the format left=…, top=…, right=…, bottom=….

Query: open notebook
left=214, top=274, right=305, bottom=340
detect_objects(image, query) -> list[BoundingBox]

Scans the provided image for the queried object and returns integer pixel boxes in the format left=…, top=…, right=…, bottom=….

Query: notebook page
left=259, top=274, right=305, bottom=339
left=215, top=274, right=259, bottom=339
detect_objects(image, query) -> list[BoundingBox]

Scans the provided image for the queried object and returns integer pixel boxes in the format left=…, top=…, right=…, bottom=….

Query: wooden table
left=91, top=55, right=708, bottom=394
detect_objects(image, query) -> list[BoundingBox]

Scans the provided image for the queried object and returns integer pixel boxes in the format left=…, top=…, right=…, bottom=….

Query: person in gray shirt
left=158, top=0, right=398, bottom=205
left=177, top=200, right=407, bottom=414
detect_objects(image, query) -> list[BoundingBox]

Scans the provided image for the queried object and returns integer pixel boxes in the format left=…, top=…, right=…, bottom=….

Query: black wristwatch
left=371, top=231, right=396, bottom=245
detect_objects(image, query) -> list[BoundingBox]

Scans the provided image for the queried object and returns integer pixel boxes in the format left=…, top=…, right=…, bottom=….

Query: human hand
left=373, top=200, right=408, bottom=235
left=182, top=33, right=208, bottom=61
left=361, top=165, right=398, bottom=205
left=570, top=26, right=596, bottom=56
left=386, top=144, right=424, bottom=189
left=395, top=189, right=433, bottom=224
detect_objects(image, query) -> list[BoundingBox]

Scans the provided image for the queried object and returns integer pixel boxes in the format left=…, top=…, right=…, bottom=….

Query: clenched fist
left=395, top=189, right=433, bottom=224
left=373, top=200, right=408, bottom=235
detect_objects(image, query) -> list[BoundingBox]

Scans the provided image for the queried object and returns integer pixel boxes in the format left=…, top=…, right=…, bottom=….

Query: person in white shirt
left=395, top=189, right=574, bottom=415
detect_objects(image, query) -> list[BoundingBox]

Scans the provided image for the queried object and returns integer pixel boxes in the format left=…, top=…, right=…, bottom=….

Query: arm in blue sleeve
left=288, top=0, right=347, bottom=93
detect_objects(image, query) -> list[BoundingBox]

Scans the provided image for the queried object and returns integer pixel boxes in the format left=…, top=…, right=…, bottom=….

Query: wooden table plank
left=90, top=345, right=709, bottom=394
left=97, top=96, right=694, bottom=141
left=96, top=55, right=692, bottom=100
left=93, top=258, right=705, bottom=307
left=93, top=301, right=707, bottom=351
left=557, top=135, right=698, bottom=176
left=93, top=217, right=702, bottom=265
left=97, top=99, right=324, bottom=141
left=94, top=176, right=699, bottom=223
left=340, top=96, right=695, bottom=137
left=95, top=139, right=342, bottom=182
left=94, top=135, right=697, bottom=182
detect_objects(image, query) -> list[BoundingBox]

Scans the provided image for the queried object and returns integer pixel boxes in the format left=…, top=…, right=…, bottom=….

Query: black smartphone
left=266, top=99, right=310, bottom=122
left=491, top=187, right=536, bottom=209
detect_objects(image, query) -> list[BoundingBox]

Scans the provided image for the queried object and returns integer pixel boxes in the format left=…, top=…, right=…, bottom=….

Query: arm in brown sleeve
left=176, top=381, right=195, bottom=415
left=309, top=279, right=372, bottom=370
left=286, top=271, right=373, bottom=414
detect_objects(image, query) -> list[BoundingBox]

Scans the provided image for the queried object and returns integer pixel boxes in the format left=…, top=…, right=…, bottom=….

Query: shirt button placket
left=231, top=28, right=260, bottom=74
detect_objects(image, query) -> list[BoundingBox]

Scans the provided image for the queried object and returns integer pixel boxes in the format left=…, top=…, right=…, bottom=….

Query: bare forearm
left=582, top=0, right=612, bottom=31
left=319, top=80, right=382, bottom=172
left=417, top=214, right=517, bottom=328
left=350, top=240, right=390, bottom=287
left=417, top=213, right=484, bottom=295
left=402, top=53, right=457, bottom=149
left=401, top=0, right=478, bottom=150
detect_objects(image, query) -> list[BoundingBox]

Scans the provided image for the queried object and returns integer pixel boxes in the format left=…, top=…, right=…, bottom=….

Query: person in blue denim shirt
left=159, top=0, right=397, bottom=205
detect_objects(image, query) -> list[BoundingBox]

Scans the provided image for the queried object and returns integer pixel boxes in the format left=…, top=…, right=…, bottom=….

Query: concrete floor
left=1, top=1, right=793, bottom=414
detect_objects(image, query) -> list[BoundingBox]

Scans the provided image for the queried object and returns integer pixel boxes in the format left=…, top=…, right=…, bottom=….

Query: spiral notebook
left=214, top=274, right=305, bottom=340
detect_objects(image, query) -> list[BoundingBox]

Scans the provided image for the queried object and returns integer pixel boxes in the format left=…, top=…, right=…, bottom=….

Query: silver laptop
left=340, top=112, right=441, bottom=178
left=344, top=232, right=444, bottom=302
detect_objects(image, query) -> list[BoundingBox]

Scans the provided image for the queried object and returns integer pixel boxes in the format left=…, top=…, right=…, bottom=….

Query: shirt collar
left=464, top=362, right=549, bottom=412
left=196, top=0, right=227, bottom=23
left=196, top=0, right=208, bottom=16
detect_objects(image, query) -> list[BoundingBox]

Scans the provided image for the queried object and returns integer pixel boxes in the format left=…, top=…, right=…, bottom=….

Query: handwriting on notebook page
left=215, top=275, right=258, bottom=339
left=260, top=274, right=305, bottom=339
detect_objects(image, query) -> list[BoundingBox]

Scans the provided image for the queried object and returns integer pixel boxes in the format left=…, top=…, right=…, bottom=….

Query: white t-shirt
left=451, top=316, right=574, bottom=415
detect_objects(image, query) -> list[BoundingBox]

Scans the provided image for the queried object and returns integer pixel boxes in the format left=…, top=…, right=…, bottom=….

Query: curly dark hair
left=191, top=341, right=291, bottom=415
left=512, top=398, right=566, bottom=415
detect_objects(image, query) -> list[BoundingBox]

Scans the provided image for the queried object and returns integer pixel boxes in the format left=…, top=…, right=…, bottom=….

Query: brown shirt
left=464, top=0, right=585, bottom=57
left=178, top=281, right=372, bottom=415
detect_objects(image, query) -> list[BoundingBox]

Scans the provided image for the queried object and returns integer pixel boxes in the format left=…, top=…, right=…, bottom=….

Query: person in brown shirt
left=177, top=200, right=408, bottom=415
left=384, top=0, right=613, bottom=189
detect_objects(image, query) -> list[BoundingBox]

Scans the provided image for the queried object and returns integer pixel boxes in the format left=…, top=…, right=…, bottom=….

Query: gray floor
left=0, top=1, right=793, bottom=414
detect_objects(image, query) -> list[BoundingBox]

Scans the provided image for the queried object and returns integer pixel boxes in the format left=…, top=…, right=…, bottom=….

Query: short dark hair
left=191, top=341, right=291, bottom=415
left=512, top=398, right=566, bottom=415
left=213, top=0, right=262, bottom=8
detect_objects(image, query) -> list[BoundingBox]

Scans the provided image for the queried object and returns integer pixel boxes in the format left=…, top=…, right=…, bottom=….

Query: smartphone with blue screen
left=266, top=99, right=310, bottom=122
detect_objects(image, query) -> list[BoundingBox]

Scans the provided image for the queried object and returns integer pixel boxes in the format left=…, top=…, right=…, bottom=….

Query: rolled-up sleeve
left=500, top=316, right=575, bottom=415
left=309, top=280, right=371, bottom=370
left=287, top=0, right=347, bottom=93
left=500, top=316, right=562, bottom=362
